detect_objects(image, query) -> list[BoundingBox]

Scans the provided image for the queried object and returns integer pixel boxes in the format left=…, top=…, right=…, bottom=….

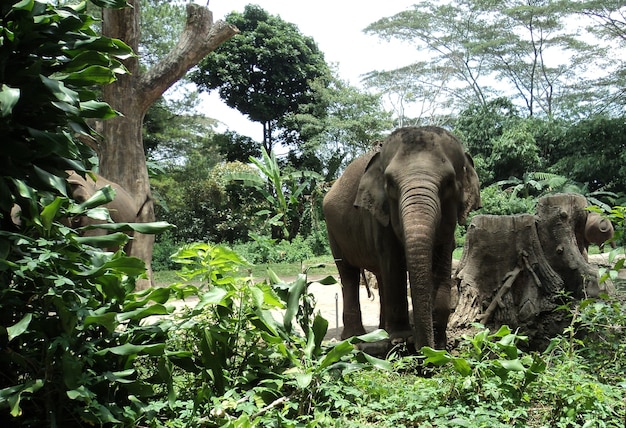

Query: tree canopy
left=190, top=4, right=331, bottom=153
left=365, top=0, right=623, bottom=120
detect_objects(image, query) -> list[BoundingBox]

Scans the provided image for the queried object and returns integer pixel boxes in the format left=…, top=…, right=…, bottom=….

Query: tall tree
left=98, top=1, right=238, bottom=288
left=365, top=0, right=619, bottom=118
left=190, top=4, right=331, bottom=154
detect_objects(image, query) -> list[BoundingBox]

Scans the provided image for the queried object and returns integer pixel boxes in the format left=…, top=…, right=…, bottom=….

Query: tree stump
left=450, top=194, right=603, bottom=350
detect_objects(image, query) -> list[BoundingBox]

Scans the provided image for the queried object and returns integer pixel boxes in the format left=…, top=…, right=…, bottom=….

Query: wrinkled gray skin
left=66, top=171, right=138, bottom=252
left=323, top=127, right=481, bottom=350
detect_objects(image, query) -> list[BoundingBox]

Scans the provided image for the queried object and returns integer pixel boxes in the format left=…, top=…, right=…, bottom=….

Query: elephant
left=66, top=170, right=139, bottom=252
left=583, top=211, right=615, bottom=251
left=323, top=126, right=481, bottom=350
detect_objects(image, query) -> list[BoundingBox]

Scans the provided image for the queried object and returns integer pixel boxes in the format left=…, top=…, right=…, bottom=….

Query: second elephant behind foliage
left=67, top=171, right=139, bottom=252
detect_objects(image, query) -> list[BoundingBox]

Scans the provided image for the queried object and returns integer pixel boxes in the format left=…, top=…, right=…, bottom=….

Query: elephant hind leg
left=337, top=262, right=367, bottom=339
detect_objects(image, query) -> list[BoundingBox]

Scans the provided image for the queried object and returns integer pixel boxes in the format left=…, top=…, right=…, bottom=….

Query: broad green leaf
left=294, top=373, right=313, bottom=389
left=96, top=342, right=165, bottom=357
left=117, top=303, right=170, bottom=322
left=0, top=84, right=20, bottom=117
left=350, top=329, right=389, bottom=343
left=76, top=185, right=115, bottom=210
left=84, top=312, right=118, bottom=332
left=452, top=357, right=472, bottom=376
left=421, top=346, right=452, bottom=366
left=13, top=0, right=34, bottom=11
left=358, top=352, right=393, bottom=371
left=40, top=197, right=64, bottom=231
left=310, top=274, right=337, bottom=285
left=74, top=232, right=128, bottom=249
left=283, top=274, right=307, bottom=333
left=498, top=358, right=525, bottom=371
left=195, top=287, right=229, bottom=309
left=85, top=221, right=173, bottom=234
left=7, top=313, right=32, bottom=341
left=0, top=379, right=44, bottom=417
left=34, top=165, right=67, bottom=195
left=80, top=100, right=117, bottom=119
left=318, top=340, right=355, bottom=371
left=61, top=65, right=117, bottom=85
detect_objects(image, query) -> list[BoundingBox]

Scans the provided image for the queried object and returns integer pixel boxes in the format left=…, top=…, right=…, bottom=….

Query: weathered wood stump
left=450, top=194, right=604, bottom=350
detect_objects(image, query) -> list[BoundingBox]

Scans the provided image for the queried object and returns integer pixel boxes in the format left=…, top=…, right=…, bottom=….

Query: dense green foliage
left=0, top=0, right=172, bottom=425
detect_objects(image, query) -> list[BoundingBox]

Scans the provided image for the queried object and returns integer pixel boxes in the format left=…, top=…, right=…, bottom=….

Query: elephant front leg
left=432, top=241, right=454, bottom=349
left=379, top=253, right=411, bottom=340
left=338, top=263, right=367, bottom=339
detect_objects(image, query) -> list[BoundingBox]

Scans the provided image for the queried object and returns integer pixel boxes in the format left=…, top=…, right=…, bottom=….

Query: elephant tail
left=360, top=270, right=375, bottom=301
left=135, top=195, right=153, bottom=218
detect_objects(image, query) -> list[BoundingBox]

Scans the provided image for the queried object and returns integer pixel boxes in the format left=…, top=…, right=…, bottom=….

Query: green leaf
left=294, top=373, right=313, bottom=389
left=318, top=340, right=355, bottom=371
left=0, top=84, right=20, bottom=117
left=7, top=313, right=32, bottom=341
left=498, top=358, right=526, bottom=371
left=117, top=303, right=170, bottom=322
left=0, top=379, right=44, bottom=417
left=357, top=352, right=392, bottom=371
left=350, top=329, right=389, bottom=343
left=84, top=221, right=173, bottom=234
left=74, top=232, right=128, bottom=249
left=84, top=312, right=118, bottom=332
left=96, top=342, right=165, bottom=357
left=452, top=358, right=472, bottom=376
left=40, top=197, right=64, bottom=231
left=61, top=65, right=118, bottom=86
left=76, top=185, right=116, bottom=210
left=283, top=274, right=307, bottom=333
left=422, top=347, right=452, bottom=365
left=312, top=275, right=337, bottom=285
left=195, top=287, right=229, bottom=309
left=80, top=100, right=117, bottom=119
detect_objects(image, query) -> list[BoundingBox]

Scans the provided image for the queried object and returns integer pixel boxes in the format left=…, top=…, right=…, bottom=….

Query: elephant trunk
left=400, top=181, right=441, bottom=350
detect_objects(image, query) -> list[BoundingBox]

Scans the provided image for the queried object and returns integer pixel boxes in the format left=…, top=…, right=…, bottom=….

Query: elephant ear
left=354, top=152, right=390, bottom=226
left=458, top=153, right=481, bottom=225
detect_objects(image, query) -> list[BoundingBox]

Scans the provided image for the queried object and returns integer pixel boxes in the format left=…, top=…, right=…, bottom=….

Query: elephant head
left=353, top=126, right=481, bottom=349
left=66, top=170, right=138, bottom=252
left=585, top=211, right=615, bottom=249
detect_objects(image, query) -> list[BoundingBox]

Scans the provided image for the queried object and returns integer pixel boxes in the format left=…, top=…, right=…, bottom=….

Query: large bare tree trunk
left=450, top=194, right=605, bottom=350
left=99, top=2, right=238, bottom=289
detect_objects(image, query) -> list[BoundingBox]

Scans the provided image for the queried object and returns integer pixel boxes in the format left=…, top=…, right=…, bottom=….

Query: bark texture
left=99, top=2, right=238, bottom=288
left=450, top=194, right=605, bottom=350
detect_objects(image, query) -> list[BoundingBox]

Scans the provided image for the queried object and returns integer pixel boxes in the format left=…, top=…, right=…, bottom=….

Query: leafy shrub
left=152, top=230, right=181, bottom=271
left=156, top=242, right=390, bottom=426
left=233, top=233, right=330, bottom=265
left=478, top=184, right=537, bottom=216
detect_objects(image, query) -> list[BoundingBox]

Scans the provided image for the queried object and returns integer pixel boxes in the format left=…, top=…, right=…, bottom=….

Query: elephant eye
left=385, top=176, right=398, bottom=198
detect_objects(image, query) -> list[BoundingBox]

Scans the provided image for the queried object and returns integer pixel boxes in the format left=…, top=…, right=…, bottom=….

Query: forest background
left=146, top=0, right=626, bottom=271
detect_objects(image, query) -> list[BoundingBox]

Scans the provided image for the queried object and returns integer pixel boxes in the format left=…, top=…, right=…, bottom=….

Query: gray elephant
left=66, top=170, right=138, bottom=252
left=323, top=126, right=481, bottom=350
left=583, top=211, right=615, bottom=251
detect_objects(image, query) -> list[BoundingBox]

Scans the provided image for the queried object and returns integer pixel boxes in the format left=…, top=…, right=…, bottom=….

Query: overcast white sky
left=187, top=0, right=419, bottom=140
